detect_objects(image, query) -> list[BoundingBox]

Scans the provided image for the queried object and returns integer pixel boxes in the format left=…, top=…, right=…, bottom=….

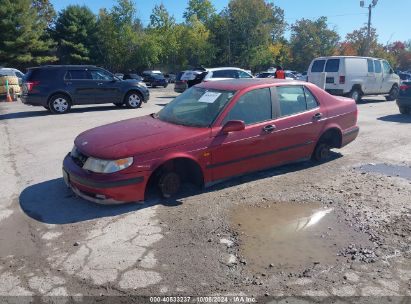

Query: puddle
left=231, top=203, right=370, bottom=272
left=358, top=163, right=411, bottom=181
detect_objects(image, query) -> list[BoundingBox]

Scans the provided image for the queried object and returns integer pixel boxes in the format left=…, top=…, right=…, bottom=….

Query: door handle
left=263, top=124, right=276, bottom=133
left=313, top=113, right=323, bottom=120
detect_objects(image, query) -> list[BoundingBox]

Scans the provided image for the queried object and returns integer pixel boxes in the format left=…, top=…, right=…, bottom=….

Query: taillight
left=400, top=84, right=410, bottom=91
left=339, top=76, right=345, bottom=84
left=26, top=81, right=40, bottom=92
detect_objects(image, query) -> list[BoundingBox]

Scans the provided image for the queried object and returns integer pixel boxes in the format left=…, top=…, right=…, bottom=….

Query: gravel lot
left=0, top=86, right=410, bottom=303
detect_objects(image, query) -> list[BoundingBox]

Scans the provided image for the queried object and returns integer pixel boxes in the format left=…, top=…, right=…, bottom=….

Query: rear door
left=323, top=58, right=341, bottom=89
left=308, top=59, right=326, bottom=87
left=64, top=69, right=95, bottom=104
left=89, top=68, right=121, bottom=103
left=269, top=85, right=325, bottom=162
left=209, top=87, right=277, bottom=181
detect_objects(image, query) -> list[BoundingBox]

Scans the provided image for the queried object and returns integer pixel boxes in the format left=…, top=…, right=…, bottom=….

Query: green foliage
left=53, top=5, right=97, bottom=64
left=0, top=0, right=57, bottom=68
left=183, top=0, right=216, bottom=24
left=289, top=17, right=340, bottom=71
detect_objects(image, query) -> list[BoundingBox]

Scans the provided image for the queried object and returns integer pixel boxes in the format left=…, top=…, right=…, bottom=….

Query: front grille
left=71, top=147, right=88, bottom=168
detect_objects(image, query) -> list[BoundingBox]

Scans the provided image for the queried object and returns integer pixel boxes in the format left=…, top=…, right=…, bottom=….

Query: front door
left=89, top=69, right=121, bottom=104
left=209, top=87, right=277, bottom=181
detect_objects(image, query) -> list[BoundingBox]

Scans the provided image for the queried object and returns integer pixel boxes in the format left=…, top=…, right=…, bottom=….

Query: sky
left=50, top=0, right=411, bottom=45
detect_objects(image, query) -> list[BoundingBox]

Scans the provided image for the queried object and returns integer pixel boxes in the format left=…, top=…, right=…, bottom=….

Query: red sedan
left=63, top=79, right=359, bottom=204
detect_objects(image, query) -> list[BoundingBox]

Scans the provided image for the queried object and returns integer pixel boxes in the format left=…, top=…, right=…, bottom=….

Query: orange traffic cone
left=5, top=79, right=12, bottom=102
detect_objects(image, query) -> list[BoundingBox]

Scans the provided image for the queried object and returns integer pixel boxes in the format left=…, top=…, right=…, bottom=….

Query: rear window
left=0, top=69, right=14, bottom=76
left=25, top=68, right=55, bottom=81
left=176, top=72, right=185, bottom=81
left=325, top=59, right=340, bottom=72
left=311, top=60, right=326, bottom=72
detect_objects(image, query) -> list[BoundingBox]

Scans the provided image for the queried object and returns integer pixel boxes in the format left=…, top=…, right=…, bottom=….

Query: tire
left=386, top=85, right=399, bottom=101
left=348, top=88, right=362, bottom=103
left=124, top=91, right=142, bottom=109
left=163, top=84, right=168, bottom=88
left=113, top=102, right=123, bottom=107
left=158, top=171, right=181, bottom=198
left=399, top=107, right=410, bottom=114
left=48, top=94, right=71, bottom=114
left=311, top=141, right=331, bottom=162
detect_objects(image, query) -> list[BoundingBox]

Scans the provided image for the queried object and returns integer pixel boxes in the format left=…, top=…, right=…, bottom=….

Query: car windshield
left=157, top=87, right=236, bottom=127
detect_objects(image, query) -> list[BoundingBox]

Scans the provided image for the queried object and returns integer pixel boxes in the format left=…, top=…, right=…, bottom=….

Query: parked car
left=174, top=67, right=253, bottom=93
left=397, top=81, right=411, bottom=114
left=21, top=65, right=150, bottom=114
left=398, top=72, right=411, bottom=83
left=164, top=73, right=176, bottom=83
left=0, top=67, right=25, bottom=85
left=297, top=71, right=308, bottom=81
left=174, top=71, right=189, bottom=93
left=123, top=73, right=144, bottom=83
left=143, top=73, right=168, bottom=88
left=308, top=56, right=400, bottom=103
left=63, top=78, right=359, bottom=204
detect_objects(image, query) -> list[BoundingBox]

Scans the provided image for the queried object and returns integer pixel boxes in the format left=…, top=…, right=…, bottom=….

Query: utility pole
left=360, top=0, right=378, bottom=56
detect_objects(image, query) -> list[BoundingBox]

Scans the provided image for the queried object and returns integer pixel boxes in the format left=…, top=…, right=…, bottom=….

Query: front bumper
left=397, top=97, right=411, bottom=108
left=63, top=154, right=149, bottom=204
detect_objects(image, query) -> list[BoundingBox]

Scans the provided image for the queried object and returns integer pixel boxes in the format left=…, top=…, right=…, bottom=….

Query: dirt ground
left=0, top=87, right=410, bottom=304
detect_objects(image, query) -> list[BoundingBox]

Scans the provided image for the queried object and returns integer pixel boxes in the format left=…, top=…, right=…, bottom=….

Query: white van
left=307, top=56, right=400, bottom=102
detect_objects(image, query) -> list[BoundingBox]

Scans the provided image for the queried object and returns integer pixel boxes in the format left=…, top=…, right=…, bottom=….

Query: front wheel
left=386, top=85, right=399, bottom=101
left=48, top=94, right=71, bottom=114
left=158, top=171, right=181, bottom=198
left=124, top=91, right=142, bottom=109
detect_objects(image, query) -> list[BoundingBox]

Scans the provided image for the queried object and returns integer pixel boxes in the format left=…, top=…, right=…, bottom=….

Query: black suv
left=21, top=65, right=150, bottom=114
left=142, top=73, right=168, bottom=88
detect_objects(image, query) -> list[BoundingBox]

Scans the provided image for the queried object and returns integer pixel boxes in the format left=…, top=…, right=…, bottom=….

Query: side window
left=276, top=86, right=307, bottom=117
left=374, top=60, right=382, bottom=73
left=367, top=59, right=374, bottom=73
left=304, top=87, right=319, bottom=110
left=66, top=70, right=89, bottom=80
left=212, top=70, right=229, bottom=78
left=223, top=88, right=272, bottom=125
left=311, top=60, right=326, bottom=72
left=325, top=59, right=340, bottom=72
left=382, top=61, right=391, bottom=74
left=90, top=69, right=114, bottom=81
left=238, top=71, right=253, bottom=78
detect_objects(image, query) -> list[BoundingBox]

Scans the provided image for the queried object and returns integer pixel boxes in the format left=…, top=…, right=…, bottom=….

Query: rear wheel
left=124, top=91, right=142, bottom=109
left=386, top=85, right=399, bottom=101
left=349, top=88, right=362, bottom=103
left=158, top=171, right=181, bottom=198
left=399, top=107, right=410, bottom=114
left=48, top=94, right=71, bottom=114
left=312, top=141, right=331, bottom=162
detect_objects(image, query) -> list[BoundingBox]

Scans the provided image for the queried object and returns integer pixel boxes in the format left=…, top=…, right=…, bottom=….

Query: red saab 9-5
left=63, top=79, right=359, bottom=204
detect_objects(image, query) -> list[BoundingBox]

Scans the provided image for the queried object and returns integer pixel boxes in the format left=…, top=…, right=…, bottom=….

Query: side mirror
left=221, top=120, right=245, bottom=134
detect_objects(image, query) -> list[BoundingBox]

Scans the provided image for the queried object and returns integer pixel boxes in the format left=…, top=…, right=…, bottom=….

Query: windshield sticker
left=198, top=92, right=222, bottom=103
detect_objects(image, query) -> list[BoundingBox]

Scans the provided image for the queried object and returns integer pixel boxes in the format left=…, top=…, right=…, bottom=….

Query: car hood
left=75, top=115, right=210, bottom=159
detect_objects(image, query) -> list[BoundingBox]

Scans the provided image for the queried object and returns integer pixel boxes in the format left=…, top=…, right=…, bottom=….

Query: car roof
left=28, top=65, right=98, bottom=70
left=196, top=78, right=307, bottom=91
left=312, top=56, right=385, bottom=61
left=206, top=67, right=247, bottom=72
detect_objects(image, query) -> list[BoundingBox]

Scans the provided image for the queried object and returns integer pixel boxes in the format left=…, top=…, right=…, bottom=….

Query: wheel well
left=318, top=128, right=342, bottom=148
left=47, top=92, right=72, bottom=104
left=351, top=84, right=363, bottom=94
left=124, top=90, right=143, bottom=102
left=145, top=157, right=204, bottom=195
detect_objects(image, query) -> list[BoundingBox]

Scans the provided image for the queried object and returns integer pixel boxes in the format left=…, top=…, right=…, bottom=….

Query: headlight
left=82, top=157, right=133, bottom=173
left=138, top=81, right=146, bottom=87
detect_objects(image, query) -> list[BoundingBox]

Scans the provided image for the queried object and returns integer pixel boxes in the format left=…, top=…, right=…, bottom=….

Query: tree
left=0, top=0, right=57, bottom=68
left=343, top=26, right=378, bottom=56
left=289, top=17, right=339, bottom=71
left=95, top=0, right=141, bottom=71
left=208, top=0, right=285, bottom=69
left=183, top=0, right=216, bottom=24
left=53, top=5, right=97, bottom=64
